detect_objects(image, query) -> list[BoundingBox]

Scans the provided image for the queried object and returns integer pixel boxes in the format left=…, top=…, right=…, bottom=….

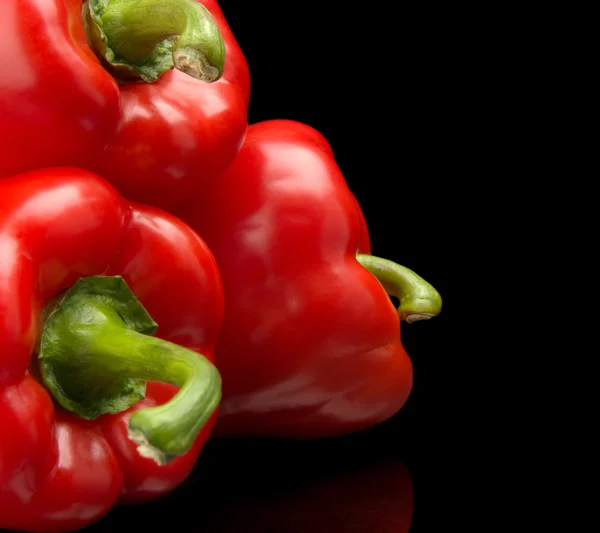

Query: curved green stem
left=356, top=254, right=442, bottom=322
left=83, top=0, right=225, bottom=83
left=39, top=276, right=221, bottom=466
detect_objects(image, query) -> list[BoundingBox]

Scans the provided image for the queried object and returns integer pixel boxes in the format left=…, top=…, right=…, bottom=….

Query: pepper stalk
left=38, top=275, right=221, bottom=466
left=357, top=254, right=442, bottom=322
left=82, top=0, right=226, bottom=83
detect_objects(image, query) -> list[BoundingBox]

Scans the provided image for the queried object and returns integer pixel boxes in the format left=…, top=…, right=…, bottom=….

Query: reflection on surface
left=197, top=456, right=414, bottom=533
left=85, top=432, right=414, bottom=533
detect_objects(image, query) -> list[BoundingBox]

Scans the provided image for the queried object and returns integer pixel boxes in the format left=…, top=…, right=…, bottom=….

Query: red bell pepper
left=0, top=0, right=249, bottom=210
left=175, top=120, right=442, bottom=438
left=0, top=167, right=224, bottom=532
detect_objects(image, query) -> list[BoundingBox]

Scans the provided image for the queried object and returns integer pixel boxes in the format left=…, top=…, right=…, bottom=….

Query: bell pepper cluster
left=0, top=1, right=442, bottom=532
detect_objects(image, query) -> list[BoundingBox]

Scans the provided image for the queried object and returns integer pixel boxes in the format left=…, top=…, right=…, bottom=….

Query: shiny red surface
left=0, top=0, right=120, bottom=179
left=0, top=0, right=250, bottom=210
left=0, top=168, right=224, bottom=532
left=176, top=120, right=414, bottom=439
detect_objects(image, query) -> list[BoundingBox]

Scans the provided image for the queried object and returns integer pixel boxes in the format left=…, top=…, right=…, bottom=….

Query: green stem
left=39, top=276, right=221, bottom=466
left=83, top=0, right=225, bottom=83
left=356, top=254, right=442, bottom=322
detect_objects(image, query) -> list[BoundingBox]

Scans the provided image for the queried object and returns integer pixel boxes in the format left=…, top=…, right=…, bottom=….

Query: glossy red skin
left=0, top=0, right=120, bottom=179
left=0, top=168, right=224, bottom=532
left=176, top=120, right=413, bottom=439
left=0, top=0, right=249, bottom=211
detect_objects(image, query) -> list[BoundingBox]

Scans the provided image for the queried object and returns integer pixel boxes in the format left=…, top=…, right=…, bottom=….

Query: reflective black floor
left=84, top=411, right=418, bottom=533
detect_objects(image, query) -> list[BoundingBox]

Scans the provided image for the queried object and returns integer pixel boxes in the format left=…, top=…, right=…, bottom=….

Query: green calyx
left=39, top=276, right=221, bottom=465
left=356, top=254, right=442, bottom=322
left=83, top=0, right=225, bottom=83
